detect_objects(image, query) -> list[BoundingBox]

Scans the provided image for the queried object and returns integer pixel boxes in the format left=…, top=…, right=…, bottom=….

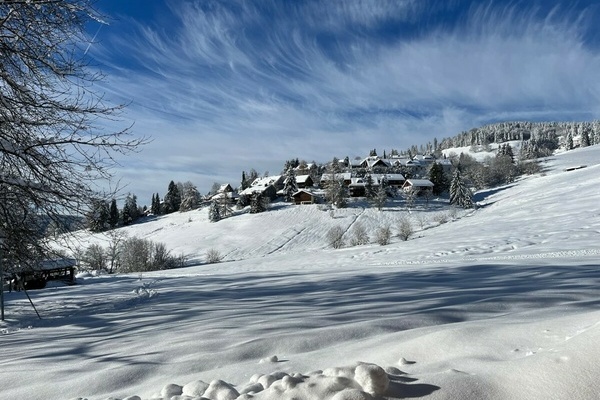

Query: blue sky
left=88, top=0, right=600, bottom=204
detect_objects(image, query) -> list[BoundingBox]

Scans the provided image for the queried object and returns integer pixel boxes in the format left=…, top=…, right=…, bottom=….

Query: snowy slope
left=1, top=145, right=600, bottom=400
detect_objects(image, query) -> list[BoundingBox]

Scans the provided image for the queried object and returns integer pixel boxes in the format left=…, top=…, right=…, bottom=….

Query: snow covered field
left=1, top=146, right=600, bottom=400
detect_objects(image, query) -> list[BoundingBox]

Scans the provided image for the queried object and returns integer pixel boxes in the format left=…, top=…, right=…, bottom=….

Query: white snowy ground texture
left=2, top=146, right=600, bottom=400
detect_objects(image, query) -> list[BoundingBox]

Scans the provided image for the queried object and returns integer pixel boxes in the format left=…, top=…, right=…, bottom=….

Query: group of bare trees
left=79, top=231, right=186, bottom=273
left=0, top=1, right=145, bottom=269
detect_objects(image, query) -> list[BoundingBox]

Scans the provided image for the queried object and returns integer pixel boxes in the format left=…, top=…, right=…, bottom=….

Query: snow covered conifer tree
left=566, top=132, right=574, bottom=150
left=580, top=126, right=591, bottom=147
left=87, top=199, right=109, bottom=232
left=151, top=193, right=161, bottom=215
left=163, top=181, right=181, bottom=213
left=325, top=175, right=347, bottom=208
left=208, top=200, right=221, bottom=222
left=449, top=168, right=473, bottom=209
left=218, top=195, right=233, bottom=218
left=429, top=162, right=448, bottom=195
left=241, top=171, right=249, bottom=190
left=250, top=192, right=269, bottom=214
left=109, top=199, right=119, bottom=229
left=364, top=174, right=375, bottom=199
left=122, top=194, right=140, bottom=225
left=374, top=186, right=388, bottom=210
left=282, top=167, right=298, bottom=201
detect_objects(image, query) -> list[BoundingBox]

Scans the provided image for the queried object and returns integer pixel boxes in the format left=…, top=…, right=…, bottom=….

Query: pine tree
left=217, top=195, right=233, bottom=218
left=282, top=167, right=298, bottom=201
left=566, top=132, right=574, bottom=150
left=122, top=194, right=140, bottom=225
left=87, top=199, right=109, bottom=232
left=429, top=162, right=448, bottom=196
left=324, top=174, right=347, bottom=208
left=364, top=174, right=375, bottom=199
left=449, top=169, right=473, bottom=209
left=109, top=199, right=119, bottom=229
left=241, top=171, right=248, bottom=190
left=208, top=200, right=221, bottom=222
left=373, top=184, right=388, bottom=211
left=163, top=181, right=181, bottom=214
left=504, top=143, right=514, bottom=162
left=580, top=126, right=591, bottom=147
left=250, top=192, right=269, bottom=214
left=151, top=193, right=161, bottom=215
left=330, top=157, right=342, bottom=173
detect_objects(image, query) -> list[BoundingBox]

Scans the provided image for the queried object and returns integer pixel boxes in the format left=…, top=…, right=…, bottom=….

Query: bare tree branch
left=0, top=0, right=147, bottom=269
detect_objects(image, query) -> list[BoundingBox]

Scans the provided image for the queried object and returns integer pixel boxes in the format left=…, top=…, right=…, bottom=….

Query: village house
left=250, top=175, right=285, bottom=191
left=292, top=189, right=316, bottom=205
left=239, top=184, right=278, bottom=201
left=295, top=175, right=314, bottom=189
left=319, top=172, right=352, bottom=187
left=402, top=179, right=434, bottom=195
left=360, top=157, right=391, bottom=170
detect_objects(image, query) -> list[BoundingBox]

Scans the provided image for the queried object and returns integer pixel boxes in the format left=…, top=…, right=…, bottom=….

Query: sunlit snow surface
left=2, top=146, right=600, bottom=400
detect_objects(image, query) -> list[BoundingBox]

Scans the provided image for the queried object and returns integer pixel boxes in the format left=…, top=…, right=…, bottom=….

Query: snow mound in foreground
left=81, top=361, right=395, bottom=400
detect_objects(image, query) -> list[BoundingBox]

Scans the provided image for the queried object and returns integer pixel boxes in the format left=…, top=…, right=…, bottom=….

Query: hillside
left=1, top=145, right=600, bottom=400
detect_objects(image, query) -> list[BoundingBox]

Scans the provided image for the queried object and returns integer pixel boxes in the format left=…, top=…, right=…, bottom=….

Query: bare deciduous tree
left=0, top=1, right=146, bottom=268
left=327, top=226, right=345, bottom=249
left=375, top=225, right=391, bottom=246
left=349, top=223, right=369, bottom=246
left=397, top=217, right=413, bottom=241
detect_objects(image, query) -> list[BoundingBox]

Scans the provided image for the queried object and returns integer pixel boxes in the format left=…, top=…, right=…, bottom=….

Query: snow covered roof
left=320, top=172, right=352, bottom=181
left=239, top=185, right=273, bottom=196
left=40, top=258, right=77, bottom=270
left=294, top=163, right=316, bottom=170
left=251, top=175, right=282, bottom=187
left=292, top=189, right=315, bottom=197
left=404, top=179, right=434, bottom=187
left=362, top=158, right=391, bottom=168
left=372, top=173, right=405, bottom=182
left=295, top=175, right=312, bottom=184
left=218, top=183, right=233, bottom=192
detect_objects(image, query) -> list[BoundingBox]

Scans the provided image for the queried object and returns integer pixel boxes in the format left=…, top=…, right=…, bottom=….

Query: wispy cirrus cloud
left=90, top=0, right=600, bottom=201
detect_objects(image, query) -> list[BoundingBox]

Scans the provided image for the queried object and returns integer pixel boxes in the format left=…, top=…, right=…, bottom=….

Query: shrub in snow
left=327, top=226, right=345, bottom=249
left=433, top=212, right=448, bottom=225
left=350, top=223, right=369, bottom=246
left=375, top=226, right=391, bottom=246
left=448, top=208, right=458, bottom=220
left=397, top=217, right=413, bottom=241
left=415, top=213, right=427, bottom=229
left=206, top=248, right=223, bottom=264
left=119, top=237, right=185, bottom=272
left=81, top=243, right=106, bottom=271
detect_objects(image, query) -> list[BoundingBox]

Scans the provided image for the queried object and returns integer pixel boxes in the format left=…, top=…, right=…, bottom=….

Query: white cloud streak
left=90, top=0, right=600, bottom=201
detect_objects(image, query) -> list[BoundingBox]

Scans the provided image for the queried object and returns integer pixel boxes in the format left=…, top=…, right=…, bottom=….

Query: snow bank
left=91, top=361, right=390, bottom=400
